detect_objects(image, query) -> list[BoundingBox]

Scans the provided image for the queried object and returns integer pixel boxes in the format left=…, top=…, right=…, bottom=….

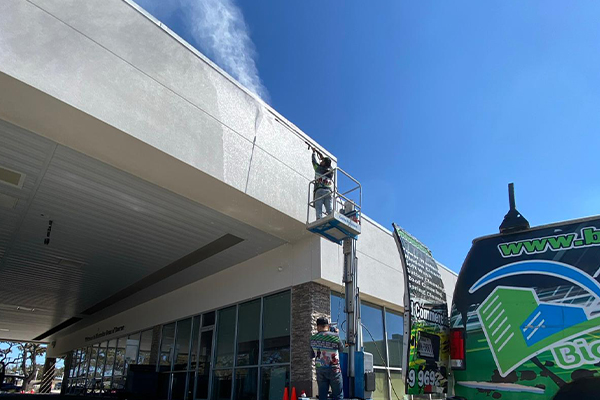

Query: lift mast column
left=343, top=232, right=359, bottom=387
left=307, top=167, right=373, bottom=399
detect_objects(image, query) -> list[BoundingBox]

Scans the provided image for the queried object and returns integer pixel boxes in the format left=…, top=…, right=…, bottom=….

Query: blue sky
left=134, top=1, right=600, bottom=272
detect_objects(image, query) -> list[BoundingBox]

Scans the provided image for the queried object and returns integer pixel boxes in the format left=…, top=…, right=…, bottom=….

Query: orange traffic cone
left=283, top=387, right=289, bottom=400
left=291, top=387, right=298, bottom=400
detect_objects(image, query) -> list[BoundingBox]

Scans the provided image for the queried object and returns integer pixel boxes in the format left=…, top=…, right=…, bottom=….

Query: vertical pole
left=508, top=182, right=515, bottom=210
left=355, top=256, right=362, bottom=350
left=61, top=353, right=73, bottom=395
left=343, top=237, right=358, bottom=397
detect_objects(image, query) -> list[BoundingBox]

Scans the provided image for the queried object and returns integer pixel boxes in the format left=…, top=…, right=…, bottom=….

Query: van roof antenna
left=499, top=183, right=530, bottom=234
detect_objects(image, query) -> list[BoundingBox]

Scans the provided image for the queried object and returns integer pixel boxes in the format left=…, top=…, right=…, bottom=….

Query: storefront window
left=96, top=342, right=107, bottom=378
left=76, top=348, right=89, bottom=393
left=195, top=328, right=214, bottom=399
left=190, top=315, right=201, bottom=370
left=70, top=350, right=79, bottom=379
left=237, top=299, right=261, bottom=366
left=262, top=292, right=290, bottom=364
left=260, top=366, right=289, bottom=400
left=330, top=293, right=347, bottom=343
left=203, top=311, right=215, bottom=327
left=385, top=311, right=404, bottom=368
left=174, top=318, right=192, bottom=371
left=157, top=373, right=171, bottom=399
left=126, top=332, right=140, bottom=367
left=79, top=348, right=88, bottom=379
left=65, top=290, right=292, bottom=399
left=105, top=339, right=116, bottom=378
left=92, top=342, right=107, bottom=393
left=235, top=367, right=258, bottom=400
left=113, top=337, right=126, bottom=389
left=331, top=291, right=405, bottom=400
left=215, top=307, right=236, bottom=368
left=211, top=369, right=233, bottom=400
left=75, top=350, right=82, bottom=377
left=87, top=344, right=98, bottom=380
left=160, top=323, right=176, bottom=367
left=137, top=330, right=152, bottom=365
left=103, top=340, right=116, bottom=391
left=361, top=303, right=386, bottom=366
left=171, top=372, right=189, bottom=400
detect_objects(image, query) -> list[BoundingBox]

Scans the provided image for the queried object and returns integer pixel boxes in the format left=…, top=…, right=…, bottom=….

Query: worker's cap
left=316, top=317, right=329, bottom=326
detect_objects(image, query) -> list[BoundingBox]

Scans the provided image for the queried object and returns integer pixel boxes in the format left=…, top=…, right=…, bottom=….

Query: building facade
left=0, top=1, right=458, bottom=399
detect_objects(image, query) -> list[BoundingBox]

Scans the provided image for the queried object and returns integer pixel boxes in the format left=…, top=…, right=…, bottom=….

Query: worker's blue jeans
left=316, top=367, right=343, bottom=400
left=315, top=188, right=333, bottom=219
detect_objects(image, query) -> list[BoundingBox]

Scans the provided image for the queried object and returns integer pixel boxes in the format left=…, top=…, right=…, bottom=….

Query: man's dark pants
left=316, top=367, right=343, bottom=400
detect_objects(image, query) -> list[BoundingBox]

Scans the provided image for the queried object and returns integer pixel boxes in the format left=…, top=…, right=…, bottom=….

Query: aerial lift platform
left=306, top=167, right=374, bottom=400
left=306, top=167, right=362, bottom=244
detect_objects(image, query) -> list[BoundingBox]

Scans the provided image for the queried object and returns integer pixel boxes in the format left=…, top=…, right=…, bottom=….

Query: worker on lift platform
left=310, top=317, right=344, bottom=400
left=312, top=150, right=334, bottom=219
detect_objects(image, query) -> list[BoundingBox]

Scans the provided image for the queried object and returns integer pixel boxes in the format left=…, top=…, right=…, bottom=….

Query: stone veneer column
left=291, top=282, right=331, bottom=397
left=149, top=325, right=162, bottom=365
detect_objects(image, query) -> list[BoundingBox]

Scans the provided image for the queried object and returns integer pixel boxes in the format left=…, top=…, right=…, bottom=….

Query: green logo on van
left=477, top=286, right=600, bottom=376
left=552, top=338, right=600, bottom=369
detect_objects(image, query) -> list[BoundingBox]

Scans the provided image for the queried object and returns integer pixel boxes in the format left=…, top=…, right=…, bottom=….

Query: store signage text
left=85, top=325, right=125, bottom=342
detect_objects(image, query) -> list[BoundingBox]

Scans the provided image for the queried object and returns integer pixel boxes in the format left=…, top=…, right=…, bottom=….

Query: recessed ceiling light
left=0, top=328, right=9, bottom=332
left=0, top=165, right=25, bottom=189
left=16, top=306, right=35, bottom=312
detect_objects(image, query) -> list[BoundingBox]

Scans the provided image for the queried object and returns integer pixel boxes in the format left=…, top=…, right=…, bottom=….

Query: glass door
left=195, top=312, right=216, bottom=400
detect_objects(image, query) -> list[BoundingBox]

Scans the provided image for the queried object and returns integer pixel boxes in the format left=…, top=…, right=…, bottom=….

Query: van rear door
left=450, top=216, right=600, bottom=399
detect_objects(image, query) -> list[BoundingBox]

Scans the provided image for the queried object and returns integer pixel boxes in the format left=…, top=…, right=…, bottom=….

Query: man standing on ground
left=312, top=150, right=334, bottom=219
left=311, top=317, right=344, bottom=400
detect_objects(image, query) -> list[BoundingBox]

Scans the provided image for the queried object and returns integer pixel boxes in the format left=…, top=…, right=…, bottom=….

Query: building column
left=149, top=325, right=162, bottom=365
left=60, top=352, right=72, bottom=395
left=291, top=282, right=331, bottom=397
left=39, top=357, right=56, bottom=393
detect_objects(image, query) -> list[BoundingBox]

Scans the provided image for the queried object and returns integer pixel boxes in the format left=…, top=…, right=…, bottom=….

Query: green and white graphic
left=472, top=260, right=600, bottom=377
left=392, top=224, right=449, bottom=396
left=451, top=217, right=600, bottom=399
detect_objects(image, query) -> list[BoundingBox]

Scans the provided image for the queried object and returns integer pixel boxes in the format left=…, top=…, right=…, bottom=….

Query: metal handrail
left=306, top=167, right=362, bottom=225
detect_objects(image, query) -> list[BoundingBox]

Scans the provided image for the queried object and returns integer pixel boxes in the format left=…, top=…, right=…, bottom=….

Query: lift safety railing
left=306, top=167, right=362, bottom=226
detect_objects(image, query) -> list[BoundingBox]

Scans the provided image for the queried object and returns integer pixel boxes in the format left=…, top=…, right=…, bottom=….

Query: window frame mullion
left=382, top=306, right=392, bottom=400
left=230, top=305, right=240, bottom=400
left=257, top=297, right=265, bottom=400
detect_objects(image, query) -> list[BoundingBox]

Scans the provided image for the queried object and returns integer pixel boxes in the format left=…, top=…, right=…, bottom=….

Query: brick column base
left=149, top=325, right=162, bottom=365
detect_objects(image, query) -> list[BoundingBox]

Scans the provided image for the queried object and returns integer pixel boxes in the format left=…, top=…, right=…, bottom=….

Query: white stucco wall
left=319, top=216, right=457, bottom=312
left=1, top=0, right=458, bottom=353
left=0, top=0, right=333, bottom=242
left=438, top=262, right=459, bottom=312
